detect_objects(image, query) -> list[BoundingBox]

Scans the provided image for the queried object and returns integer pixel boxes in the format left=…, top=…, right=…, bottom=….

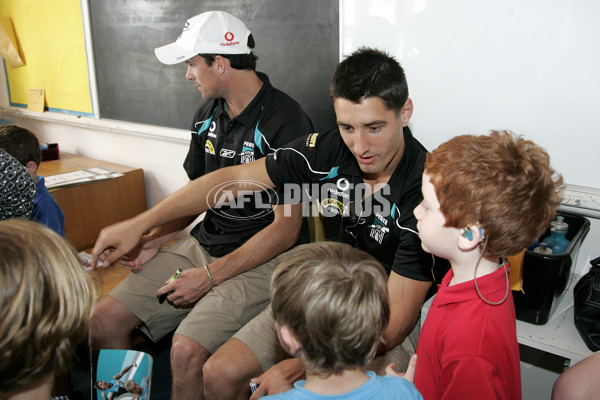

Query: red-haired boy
left=405, top=131, right=563, bottom=399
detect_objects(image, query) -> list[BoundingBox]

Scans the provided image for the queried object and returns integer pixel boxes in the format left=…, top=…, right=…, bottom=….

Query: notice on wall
left=27, top=87, right=45, bottom=112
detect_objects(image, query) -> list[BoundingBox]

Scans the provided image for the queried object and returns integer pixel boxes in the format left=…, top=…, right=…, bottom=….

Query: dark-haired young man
left=89, top=11, right=313, bottom=400
left=92, top=47, right=440, bottom=400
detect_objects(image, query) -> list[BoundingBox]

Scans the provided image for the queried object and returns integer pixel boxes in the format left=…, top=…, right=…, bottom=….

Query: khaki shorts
left=109, top=236, right=275, bottom=353
left=233, top=303, right=420, bottom=373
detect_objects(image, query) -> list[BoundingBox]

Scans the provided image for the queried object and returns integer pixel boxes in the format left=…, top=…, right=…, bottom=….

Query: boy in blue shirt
left=0, top=124, right=65, bottom=236
left=263, top=241, right=422, bottom=400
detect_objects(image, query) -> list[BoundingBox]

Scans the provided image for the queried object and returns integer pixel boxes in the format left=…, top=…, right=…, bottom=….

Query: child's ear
left=279, top=325, right=302, bottom=356
left=458, top=225, right=484, bottom=251
left=25, top=161, right=38, bottom=176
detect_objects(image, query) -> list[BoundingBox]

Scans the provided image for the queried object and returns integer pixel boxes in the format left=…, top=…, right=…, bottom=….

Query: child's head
left=0, top=220, right=96, bottom=396
left=0, top=124, right=42, bottom=177
left=95, top=380, right=112, bottom=390
left=270, top=242, right=389, bottom=376
left=0, top=149, right=36, bottom=221
left=420, top=130, right=563, bottom=258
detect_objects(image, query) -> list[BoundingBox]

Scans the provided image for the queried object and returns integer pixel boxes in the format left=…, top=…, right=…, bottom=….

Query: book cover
left=91, top=349, right=152, bottom=400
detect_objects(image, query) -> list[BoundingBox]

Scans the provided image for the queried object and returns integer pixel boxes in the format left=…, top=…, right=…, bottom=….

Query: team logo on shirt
left=205, top=140, right=215, bottom=155
left=240, top=141, right=255, bottom=164
left=369, top=214, right=389, bottom=245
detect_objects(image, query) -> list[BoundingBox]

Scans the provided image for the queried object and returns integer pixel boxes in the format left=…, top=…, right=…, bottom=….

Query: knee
left=552, top=373, right=575, bottom=400
left=203, top=353, right=245, bottom=398
left=90, top=297, right=133, bottom=344
left=552, top=369, right=587, bottom=400
left=171, top=335, right=209, bottom=372
left=203, top=351, right=237, bottom=387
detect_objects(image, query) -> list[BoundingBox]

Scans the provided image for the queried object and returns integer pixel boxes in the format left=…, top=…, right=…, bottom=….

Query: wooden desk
left=39, top=153, right=147, bottom=251
left=88, top=259, right=131, bottom=296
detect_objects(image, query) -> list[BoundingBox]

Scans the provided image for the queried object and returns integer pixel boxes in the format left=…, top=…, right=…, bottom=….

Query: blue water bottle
left=542, top=216, right=570, bottom=255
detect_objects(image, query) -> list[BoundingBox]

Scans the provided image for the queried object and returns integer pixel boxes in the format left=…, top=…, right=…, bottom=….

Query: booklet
left=45, top=167, right=123, bottom=189
left=91, top=349, right=152, bottom=400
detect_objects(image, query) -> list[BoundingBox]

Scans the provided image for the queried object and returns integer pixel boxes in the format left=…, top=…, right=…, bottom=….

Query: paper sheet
left=0, top=17, right=24, bottom=68
left=27, top=87, right=44, bottom=112
left=45, top=167, right=123, bottom=189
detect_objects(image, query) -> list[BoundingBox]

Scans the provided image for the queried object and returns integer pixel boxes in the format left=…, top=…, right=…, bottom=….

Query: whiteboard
left=341, top=0, right=600, bottom=188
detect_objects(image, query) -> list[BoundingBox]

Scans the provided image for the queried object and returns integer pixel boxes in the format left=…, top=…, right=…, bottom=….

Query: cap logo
left=224, top=32, right=235, bottom=41
left=176, top=21, right=191, bottom=41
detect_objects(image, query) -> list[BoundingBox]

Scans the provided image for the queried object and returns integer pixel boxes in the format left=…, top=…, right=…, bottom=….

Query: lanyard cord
left=473, top=236, right=510, bottom=305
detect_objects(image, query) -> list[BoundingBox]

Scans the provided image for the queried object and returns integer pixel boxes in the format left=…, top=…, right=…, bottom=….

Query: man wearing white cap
left=90, top=10, right=313, bottom=400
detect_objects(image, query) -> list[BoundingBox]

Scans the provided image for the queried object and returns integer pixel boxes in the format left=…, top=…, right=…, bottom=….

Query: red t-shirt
left=415, top=266, right=521, bottom=400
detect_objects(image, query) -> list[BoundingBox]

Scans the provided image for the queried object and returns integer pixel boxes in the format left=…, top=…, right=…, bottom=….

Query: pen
left=169, top=268, right=183, bottom=283
left=159, top=268, right=182, bottom=303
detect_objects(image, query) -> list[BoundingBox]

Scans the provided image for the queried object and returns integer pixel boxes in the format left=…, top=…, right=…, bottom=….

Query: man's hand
left=91, top=217, right=147, bottom=268
left=155, top=267, right=212, bottom=306
left=120, top=234, right=161, bottom=272
left=385, top=354, right=417, bottom=383
left=250, top=358, right=305, bottom=399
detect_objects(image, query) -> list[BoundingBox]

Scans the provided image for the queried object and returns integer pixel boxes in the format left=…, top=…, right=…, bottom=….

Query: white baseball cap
left=155, top=11, right=252, bottom=65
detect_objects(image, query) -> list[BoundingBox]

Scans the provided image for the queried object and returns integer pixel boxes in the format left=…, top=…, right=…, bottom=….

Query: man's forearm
left=209, top=203, right=302, bottom=284
left=137, top=160, right=272, bottom=232
left=380, top=273, right=432, bottom=352
left=148, top=215, right=197, bottom=247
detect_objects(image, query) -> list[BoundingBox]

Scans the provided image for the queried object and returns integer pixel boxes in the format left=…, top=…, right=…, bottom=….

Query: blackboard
left=89, top=0, right=338, bottom=132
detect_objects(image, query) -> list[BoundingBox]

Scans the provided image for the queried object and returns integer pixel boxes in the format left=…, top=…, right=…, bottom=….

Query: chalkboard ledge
left=0, top=106, right=189, bottom=144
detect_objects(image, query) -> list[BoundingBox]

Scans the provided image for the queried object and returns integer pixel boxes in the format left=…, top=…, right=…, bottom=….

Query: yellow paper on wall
left=0, top=17, right=23, bottom=68
left=1, top=0, right=92, bottom=114
left=28, top=87, right=45, bottom=112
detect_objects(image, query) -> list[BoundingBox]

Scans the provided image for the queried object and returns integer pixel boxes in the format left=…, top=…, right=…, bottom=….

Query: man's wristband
left=204, top=264, right=216, bottom=287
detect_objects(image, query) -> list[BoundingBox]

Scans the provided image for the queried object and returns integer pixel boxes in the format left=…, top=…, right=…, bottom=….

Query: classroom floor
left=69, top=332, right=173, bottom=400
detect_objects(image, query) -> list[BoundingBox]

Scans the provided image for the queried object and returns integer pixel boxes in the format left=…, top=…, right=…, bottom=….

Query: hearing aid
left=462, top=227, right=483, bottom=241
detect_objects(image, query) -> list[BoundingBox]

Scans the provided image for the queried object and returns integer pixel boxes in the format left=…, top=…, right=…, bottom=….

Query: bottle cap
left=550, top=216, right=568, bottom=232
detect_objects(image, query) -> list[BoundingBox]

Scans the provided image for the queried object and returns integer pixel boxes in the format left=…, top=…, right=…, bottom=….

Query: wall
left=0, top=59, right=189, bottom=208
left=341, top=0, right=600, bottom=189
left=5, top=114, right=190, bottom=207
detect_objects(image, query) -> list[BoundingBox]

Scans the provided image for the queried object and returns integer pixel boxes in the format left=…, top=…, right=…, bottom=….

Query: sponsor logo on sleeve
left=305, top=133, right=319, bottom=149
left=205, top=140, right=215, bottom=155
